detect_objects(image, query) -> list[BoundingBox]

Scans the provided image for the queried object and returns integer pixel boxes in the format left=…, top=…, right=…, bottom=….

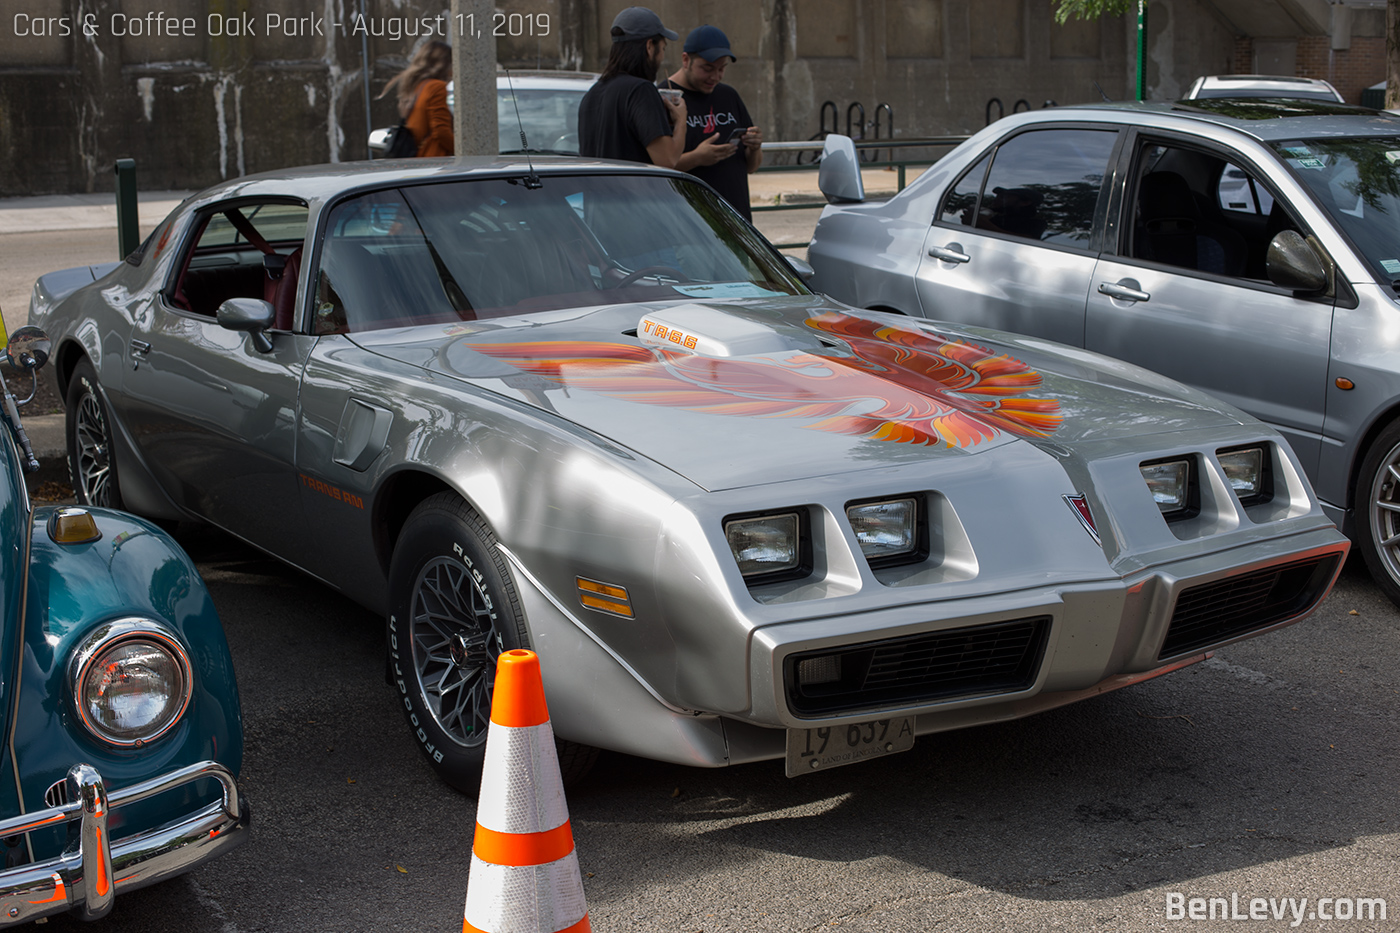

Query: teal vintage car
left=0, top=324, right=246, bottom=923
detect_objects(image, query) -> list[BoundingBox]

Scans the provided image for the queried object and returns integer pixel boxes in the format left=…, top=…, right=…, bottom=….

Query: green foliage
left=1054, top=0, right=1137, bottom=25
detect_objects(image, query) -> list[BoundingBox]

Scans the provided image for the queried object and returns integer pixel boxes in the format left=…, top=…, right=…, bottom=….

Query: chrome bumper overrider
left=0, top=760, right=246, bottom=925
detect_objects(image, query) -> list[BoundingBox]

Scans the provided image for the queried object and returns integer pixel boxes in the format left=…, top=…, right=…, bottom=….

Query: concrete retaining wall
left=0, top=0, right=1250, bottom=196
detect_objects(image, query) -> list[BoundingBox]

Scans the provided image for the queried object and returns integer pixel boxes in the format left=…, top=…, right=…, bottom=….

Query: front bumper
left=0, top=760, right=247, bottom=925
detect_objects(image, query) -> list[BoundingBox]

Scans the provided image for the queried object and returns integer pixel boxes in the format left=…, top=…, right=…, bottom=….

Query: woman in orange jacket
left=381, top=40, right=454, bottom=157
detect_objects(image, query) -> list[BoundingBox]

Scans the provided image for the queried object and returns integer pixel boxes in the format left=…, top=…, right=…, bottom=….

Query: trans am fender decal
left=466, top=311, right=1061, bottom=449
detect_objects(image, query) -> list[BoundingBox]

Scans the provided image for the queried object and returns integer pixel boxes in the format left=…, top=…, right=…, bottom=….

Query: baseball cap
left=611, top=7, right=679, bottom=42
left=683, top=24, right=735, bottom=62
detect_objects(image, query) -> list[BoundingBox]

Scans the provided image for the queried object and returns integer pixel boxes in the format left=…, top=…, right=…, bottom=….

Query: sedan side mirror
left=1266, top=230, right=1328, bottom=294
left=818, top=134, right=865, bottom=204
left=216, top=298, right=276, bottom=353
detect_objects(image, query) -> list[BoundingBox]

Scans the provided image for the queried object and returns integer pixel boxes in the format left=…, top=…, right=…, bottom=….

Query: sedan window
left=968, top=128, right=1118, bottom=245
left=1217, top=163, right=1275, bottom=216
left=1130, top=143, right=1297, bottom=280
left=938, top=153, right=990, bottom=227
left=313, top=174, right=805, bottom=333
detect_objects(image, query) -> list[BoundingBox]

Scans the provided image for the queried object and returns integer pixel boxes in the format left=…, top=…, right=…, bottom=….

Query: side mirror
left=1266, top=230, right=1328, bottom=294
left=818, top=134, right=865, bottom=204
left=217, top=298, right=276, bottom=353
left=785, top=256, right=815, bottom=281
left=4, top=326, right=51, bottom=372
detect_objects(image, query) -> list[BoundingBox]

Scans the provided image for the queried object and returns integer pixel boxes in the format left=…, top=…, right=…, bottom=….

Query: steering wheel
left=611, top=265, right=691, bottom=288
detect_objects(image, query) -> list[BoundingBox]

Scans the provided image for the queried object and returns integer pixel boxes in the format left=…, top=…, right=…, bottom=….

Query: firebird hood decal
left=464, top=312, right=1063, bottom=450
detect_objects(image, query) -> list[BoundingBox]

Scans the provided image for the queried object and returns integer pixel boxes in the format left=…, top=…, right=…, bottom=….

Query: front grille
left=1159, top=554, right=1339, bottom=659
left=785, top=616, right=1050, bottom=716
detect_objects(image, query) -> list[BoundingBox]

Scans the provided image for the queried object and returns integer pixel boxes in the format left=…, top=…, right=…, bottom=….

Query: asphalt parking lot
left=24, top=526, right=1400, bottom=933
left=6, top=186, right=1400, bottom=932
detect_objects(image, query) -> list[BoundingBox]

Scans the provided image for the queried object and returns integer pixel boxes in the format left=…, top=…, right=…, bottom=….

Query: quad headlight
left=69, top=620, right=193, bottom=747
left=846, top=496, right=920, bottom=566
left=1218, top=446, right=1269, bottom=504
left=1140, top=458, right=1194, bottom=517
left=725, top=511, right=802, bottom=579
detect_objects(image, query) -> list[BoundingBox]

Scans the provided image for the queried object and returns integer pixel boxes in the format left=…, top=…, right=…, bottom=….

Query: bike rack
left=987, top=96, right=1058, bottom=125
left=872, top=103, right=894, bottom=163
left=796, top=101, right=840, bottom=165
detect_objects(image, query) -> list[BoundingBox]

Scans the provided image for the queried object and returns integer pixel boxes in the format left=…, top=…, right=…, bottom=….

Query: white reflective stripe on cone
left=463, top=851, right=588, bottom=933
left=477, top=721, right=569, bottom=836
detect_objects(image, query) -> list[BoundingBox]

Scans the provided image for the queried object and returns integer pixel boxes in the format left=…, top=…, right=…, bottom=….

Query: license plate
left=784, top=716, right=915, bottom=777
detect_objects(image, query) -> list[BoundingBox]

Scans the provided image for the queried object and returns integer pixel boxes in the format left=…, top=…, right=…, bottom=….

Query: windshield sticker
left=1387, top=151, right=1400, bottom=165
left=1381, top=259, right=1400, bottom=275
left=672, top=283, right=785, bottom=300
left=1293, top=157, right=1327, bottom=170
left=465, top=312, right=1062, bottom=449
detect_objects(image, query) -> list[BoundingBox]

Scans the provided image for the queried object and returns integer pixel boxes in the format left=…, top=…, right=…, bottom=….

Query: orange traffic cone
left=463, top=649, right=591, bottom=933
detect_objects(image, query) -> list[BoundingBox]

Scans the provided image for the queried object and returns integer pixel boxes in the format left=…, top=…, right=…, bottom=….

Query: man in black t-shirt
left=578, top=7, right=686, bottom=167
left=660, top=25, right=764, bottom=221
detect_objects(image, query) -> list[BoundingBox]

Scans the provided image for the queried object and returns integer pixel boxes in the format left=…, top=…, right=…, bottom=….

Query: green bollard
left=114, top=159, right=138, bottom=260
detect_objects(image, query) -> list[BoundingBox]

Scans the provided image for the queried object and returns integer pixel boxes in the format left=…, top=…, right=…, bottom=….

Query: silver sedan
left=809, top=99, right=1400, bottom=606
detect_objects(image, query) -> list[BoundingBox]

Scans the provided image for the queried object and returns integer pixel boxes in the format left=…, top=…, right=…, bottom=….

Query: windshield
left=496, top=89, right=587, bottom=154
left=1272, top=136, right=1400, bottom=284
left=313, top=174, right=806, bottom=334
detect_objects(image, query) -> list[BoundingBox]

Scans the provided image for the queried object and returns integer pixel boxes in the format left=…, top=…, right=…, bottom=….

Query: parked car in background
left=1185, top=74, right=1345, bottom=103
left=369, top=71, right=598, bottom=156
left=808, top=98, right=1400, bottom=604
left=0, top=323, right=246, bottom=924
left=29, top=157, right=1347, bottom=793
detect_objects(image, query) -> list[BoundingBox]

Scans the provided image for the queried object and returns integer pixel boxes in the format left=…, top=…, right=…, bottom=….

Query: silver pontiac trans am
left=30, top=158, right=1348, bottom=789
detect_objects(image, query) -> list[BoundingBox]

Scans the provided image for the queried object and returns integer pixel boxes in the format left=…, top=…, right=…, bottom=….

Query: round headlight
left=70, top=621, right=193, bottom=747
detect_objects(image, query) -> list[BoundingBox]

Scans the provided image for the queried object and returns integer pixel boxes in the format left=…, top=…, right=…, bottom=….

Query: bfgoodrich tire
left=65, top=359, right=123, bottom=509
left=386, top=492, right=597, bottom=793
left=1358, top=420, right=1400, bottom=609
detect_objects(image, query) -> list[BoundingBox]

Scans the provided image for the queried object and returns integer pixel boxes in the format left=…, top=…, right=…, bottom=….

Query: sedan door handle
left=1097, top=281, right=1151, bottom=303
left=928, top=243, right=971, bottom=264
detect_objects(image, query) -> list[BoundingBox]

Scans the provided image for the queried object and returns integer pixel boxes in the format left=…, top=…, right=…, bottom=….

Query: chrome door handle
left=928, top=244, right=971, bottom=264
left=1097, top=282, right=1151, bottom=302
left=129, top=339, right=152, bottom=370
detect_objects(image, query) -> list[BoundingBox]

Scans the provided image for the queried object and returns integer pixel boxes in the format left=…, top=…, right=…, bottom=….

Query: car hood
left=353, top=297, right=1244, bottom=491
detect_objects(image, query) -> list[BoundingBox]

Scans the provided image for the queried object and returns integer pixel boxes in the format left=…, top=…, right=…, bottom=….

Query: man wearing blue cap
left=661, top=25, right=764, bottom=220
left=578, top=7, right=687, bottom=167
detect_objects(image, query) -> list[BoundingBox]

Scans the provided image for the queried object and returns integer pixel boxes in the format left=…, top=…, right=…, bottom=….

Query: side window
left=974, top=129, right=1118, bottom=246
left=938, top=153, right=990, bottom=227
left=168, top=201, right=307, bottom=317
left=1132, top=144, right=1296, bottom=279
left=314, top=190, right=466, bottom=335
left=1217, top=163, right=1275, bottom=216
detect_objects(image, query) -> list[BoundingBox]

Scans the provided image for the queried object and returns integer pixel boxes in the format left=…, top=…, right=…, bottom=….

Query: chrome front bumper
left=0, top=760, right=247, bottom=925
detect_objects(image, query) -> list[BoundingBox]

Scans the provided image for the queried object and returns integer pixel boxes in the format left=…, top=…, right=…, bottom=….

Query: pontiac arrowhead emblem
left=1064, top=494, right=1101, bottom=546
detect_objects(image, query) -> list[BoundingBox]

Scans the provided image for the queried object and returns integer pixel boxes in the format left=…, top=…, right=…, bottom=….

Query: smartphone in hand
left=726, top=126, right=748, bottom=145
